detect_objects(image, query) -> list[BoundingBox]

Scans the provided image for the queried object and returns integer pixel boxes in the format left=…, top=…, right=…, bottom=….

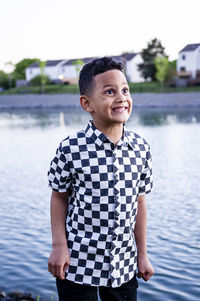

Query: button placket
left=111, top=149, right=121, bottom=268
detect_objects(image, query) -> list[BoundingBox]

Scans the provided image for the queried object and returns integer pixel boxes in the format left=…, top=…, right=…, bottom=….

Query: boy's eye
left=106, top=89, right=114, bottom=95
left=123, top=87, right=129, bottom=93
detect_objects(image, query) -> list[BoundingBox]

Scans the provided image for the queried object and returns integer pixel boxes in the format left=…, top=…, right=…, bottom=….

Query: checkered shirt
left=48, top=120, right=153, bottom=288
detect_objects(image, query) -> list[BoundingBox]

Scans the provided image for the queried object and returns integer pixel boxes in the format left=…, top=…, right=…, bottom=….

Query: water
left=0, top=107, right=200, bottom=301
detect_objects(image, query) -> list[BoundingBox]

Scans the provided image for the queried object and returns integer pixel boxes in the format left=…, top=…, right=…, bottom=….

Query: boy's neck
left=93, top=121, right=124, bottom=145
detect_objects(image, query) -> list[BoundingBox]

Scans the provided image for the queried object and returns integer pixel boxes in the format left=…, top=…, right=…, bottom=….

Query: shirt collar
left=123, top=125, right=137, bottom=149
left=85, top=120, right=135, bottom=149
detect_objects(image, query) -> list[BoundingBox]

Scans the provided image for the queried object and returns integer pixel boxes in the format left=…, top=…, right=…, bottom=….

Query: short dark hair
left=79, top=57, right=124, bottom=96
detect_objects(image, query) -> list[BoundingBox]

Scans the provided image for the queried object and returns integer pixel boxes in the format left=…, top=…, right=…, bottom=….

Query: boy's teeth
left=114, top=107, right=125, bottom=112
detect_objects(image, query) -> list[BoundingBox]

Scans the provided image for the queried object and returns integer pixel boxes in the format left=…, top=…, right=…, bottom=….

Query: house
left=113, top=53, right=144, bottom=83
left=177, top=43, right=200, bottom=80
left=25, top=58, right=96, bottom=84
left=25, top=53, right=145, bottom=84
left=60, top=54, right=144, bottom=83
left=25, top=60, right=68, bottom=83
left=60, top=57, right=94, bottom=84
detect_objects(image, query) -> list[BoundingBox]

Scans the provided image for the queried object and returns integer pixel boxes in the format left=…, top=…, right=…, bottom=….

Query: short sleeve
left=138, top=147, right=153, bottom=196
left=48, top=144, right=71, bottom=192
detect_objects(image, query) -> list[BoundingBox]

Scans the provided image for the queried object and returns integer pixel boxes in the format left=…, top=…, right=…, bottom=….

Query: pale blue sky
left=0, top=0, right=199, bottom=71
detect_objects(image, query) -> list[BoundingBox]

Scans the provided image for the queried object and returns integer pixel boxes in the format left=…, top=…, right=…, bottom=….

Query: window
left=182, top=54, right=186, bottom=60
left=180, top=67, right=186, bottom=71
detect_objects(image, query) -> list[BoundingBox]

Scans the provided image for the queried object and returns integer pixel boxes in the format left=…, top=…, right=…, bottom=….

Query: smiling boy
left=48, top=57, right=154, bottom=301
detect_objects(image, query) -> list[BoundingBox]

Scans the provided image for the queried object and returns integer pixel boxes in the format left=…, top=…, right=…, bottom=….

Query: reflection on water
left=1, top=107, right=200, bottom=129
left=0, top=107, right=200, bottom=301
left=137, top=108, right=200, bottom=126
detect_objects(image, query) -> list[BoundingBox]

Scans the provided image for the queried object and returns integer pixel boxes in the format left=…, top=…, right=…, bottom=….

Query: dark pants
left=56, top=275, right=138, bottom=301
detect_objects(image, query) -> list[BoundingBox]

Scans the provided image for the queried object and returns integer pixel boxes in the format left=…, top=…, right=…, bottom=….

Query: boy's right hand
left=48, top=245, right=70, bottom=280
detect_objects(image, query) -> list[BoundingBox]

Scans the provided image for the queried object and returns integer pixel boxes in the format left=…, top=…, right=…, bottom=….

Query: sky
left=0, top=0, right=199, bottom=72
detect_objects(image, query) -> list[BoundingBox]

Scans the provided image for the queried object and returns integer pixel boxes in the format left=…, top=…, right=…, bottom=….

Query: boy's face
left=83, top=69, right=132, bottom=129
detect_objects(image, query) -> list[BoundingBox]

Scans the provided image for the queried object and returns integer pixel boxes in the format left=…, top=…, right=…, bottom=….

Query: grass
left=0, top=84, right=79, bottom=95
left=1, top=82, right=200, bottom=95
left=129, top=82, right=200, bottom=93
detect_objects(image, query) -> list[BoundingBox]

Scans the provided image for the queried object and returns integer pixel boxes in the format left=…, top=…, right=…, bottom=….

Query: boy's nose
left=116, top=93, right=127, bottom=103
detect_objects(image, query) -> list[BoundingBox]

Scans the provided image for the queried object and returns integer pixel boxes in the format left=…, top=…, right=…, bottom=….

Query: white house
left=25, top=54, right=144, bottom=84
left=25, top=58, right=91, bottom=84
left=177, top=43, right=200, bottom=79
left=25, top=60, right=68, bottom=83
left=123, top=53, right=144, bottom=83
left=60, top=57, right=93, bottom=84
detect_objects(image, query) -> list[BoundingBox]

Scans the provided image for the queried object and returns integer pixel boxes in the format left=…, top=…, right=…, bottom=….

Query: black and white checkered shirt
left=48, top=120, right=153, bottom=288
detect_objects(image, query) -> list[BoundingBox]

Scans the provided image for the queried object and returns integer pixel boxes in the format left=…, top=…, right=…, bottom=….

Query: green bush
left=2, top=81, right=200, bottom=95
left=30, top=74, right=51, bottom=86
left=128, top=81, right=161, bottom=93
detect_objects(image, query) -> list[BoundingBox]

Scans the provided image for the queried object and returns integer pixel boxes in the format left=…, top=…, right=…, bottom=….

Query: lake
left=0, top=107, right=200, bottom=301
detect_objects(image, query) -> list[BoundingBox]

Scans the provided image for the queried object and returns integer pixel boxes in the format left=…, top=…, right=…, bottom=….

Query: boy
left=48, top=57, right=154, bottom=301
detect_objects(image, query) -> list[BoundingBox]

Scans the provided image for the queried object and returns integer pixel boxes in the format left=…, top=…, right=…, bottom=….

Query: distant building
left=25, top=60, right=68, bottom=83
left=25, top=54, right=145, bottom=84
left=112, top=53, right=144, bottom=83
left=60, top=57, right=94, bottom=84
left=177, top=43, right=200, bottom=80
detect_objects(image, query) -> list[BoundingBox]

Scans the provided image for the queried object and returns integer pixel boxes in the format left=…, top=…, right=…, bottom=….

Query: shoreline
left=0, top=92, right=200, bottom=110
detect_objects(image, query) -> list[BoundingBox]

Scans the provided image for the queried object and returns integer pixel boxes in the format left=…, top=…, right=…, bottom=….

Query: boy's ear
left=80, top=95, right=94, bottom=113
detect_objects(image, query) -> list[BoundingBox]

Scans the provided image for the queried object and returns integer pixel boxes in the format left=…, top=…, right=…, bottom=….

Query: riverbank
left=0, top=92, right=200, bottom=110
left=0, top=291, right=40, bottom=301
left=0, top=290, right=56, bottom=301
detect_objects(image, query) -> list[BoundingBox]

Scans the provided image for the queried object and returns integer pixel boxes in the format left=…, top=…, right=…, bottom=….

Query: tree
left=138, top=38, right=166, bottom=81
left=29, top=60, right=49, bottom=93
left=38, top=60, right=47, bottom=93
left=72, top=59, right=84, bottom=79
left=30, top=74, right=51, bottom=86
left=165, top=60, right=177, bottom=85
left=155, top=56, right=169, bottom=89
left=5, top=61, right=15, bottom=88
left=0, top=71, right=9, bottom=89
left=12, top=58, right=39, bottom=80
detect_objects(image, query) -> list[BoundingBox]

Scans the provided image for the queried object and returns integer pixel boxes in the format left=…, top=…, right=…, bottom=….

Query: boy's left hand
left=137, top=254, right=154, bottom=281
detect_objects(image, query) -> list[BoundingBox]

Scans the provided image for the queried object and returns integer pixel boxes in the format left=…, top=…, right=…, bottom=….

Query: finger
left=137, top=272, right=143, bottom=278
left=57, top=266, right=65, bottom=280
left=48, top=258, right=54, bottom=273
left=51, top=266, right=58, bottom=277
left=143, top=272, right=152, bottom=281
left=48, top=262, right=53, bottom=274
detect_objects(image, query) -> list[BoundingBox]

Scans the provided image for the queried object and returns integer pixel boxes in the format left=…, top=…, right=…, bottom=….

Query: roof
left=28, top=60, right=64, bottom=68
left=112, top=53, right=137, bottom=63
left=27, top=54, right=138, bottom=69
left=62, top=53, right=138, bottom=66
left=123, top=53, right=137, bottom=60
left=46, top=60, right=63, bottom=66
left=180, top=43, right=200, bottom=53
left=62, top=57, right=94, bottom=66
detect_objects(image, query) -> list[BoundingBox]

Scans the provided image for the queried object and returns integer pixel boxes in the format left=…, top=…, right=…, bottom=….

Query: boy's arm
left=134, top=195, right=154, bottom=281
left=48, top=190, right=70, bottom=280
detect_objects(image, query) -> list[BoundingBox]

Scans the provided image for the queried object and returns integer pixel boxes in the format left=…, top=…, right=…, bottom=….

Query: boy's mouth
left=112, top=106, right=128, bottom=113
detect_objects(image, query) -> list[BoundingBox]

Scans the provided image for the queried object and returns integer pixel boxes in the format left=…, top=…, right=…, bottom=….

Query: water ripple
left=1, top=108, right=200, bottom=300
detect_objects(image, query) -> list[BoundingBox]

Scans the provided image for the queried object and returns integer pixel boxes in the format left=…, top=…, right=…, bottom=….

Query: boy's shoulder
left=59, top=129, right=86, bottom=150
